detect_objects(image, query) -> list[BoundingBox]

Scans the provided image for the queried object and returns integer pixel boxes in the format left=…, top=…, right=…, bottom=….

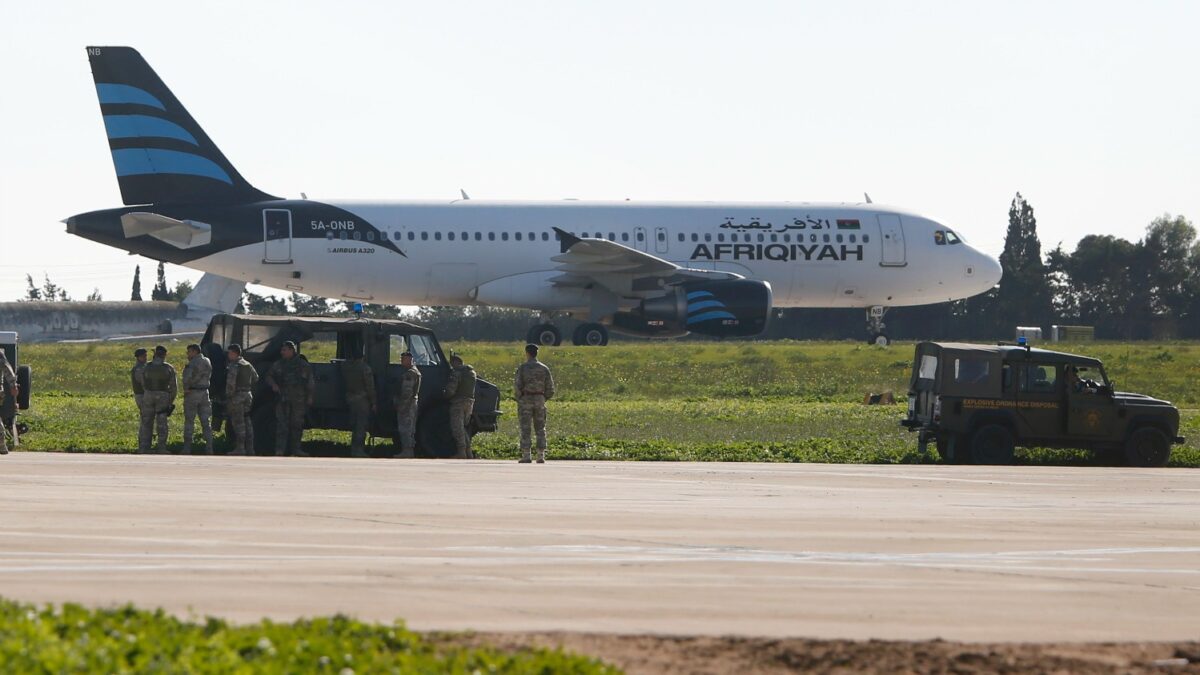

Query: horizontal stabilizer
left=121, top=212, right=211, bottom=249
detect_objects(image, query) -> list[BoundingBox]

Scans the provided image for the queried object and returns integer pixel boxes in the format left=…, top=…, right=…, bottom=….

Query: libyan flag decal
left=836, top=219, right=861, bottom=230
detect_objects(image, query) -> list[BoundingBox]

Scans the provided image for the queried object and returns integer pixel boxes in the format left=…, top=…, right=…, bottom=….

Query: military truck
left=0, top=331, right=32, bottom=444
left=200, top=314, right=501, bottom=456
left=901, top=341, right=1184, bottom=467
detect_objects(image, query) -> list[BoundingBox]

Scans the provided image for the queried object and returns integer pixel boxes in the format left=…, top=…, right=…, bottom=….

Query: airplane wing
left=550, top=227, right=741, bottom=295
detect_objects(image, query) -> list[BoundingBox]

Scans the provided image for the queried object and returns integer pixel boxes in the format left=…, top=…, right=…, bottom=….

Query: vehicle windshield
left=934, top=230, right=963, bottom=245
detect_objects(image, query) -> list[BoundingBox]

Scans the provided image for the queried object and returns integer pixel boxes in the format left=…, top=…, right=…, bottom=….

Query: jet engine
left=612, top=280, right=772, bottom=338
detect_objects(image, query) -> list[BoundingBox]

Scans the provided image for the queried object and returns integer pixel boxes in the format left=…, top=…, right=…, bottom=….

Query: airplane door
left=634, top=227, right=648, bottom=252
left=654, top=227, right=669, bottom=254
left=877, top=214, right=906, bottom=266
left=263, top=209, right=292, bottom=264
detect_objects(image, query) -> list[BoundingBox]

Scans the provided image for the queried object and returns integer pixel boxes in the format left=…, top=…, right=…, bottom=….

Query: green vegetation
left=15, top=340, right=1200, bottom=466
left=0, top=598, right=616, bottom=673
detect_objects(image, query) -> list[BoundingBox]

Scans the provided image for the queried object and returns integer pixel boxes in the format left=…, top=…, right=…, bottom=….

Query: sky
left=1, top=1, right=1197, bottom=303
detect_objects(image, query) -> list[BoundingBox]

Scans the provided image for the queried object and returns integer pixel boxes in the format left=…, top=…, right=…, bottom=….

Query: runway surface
left=0, top=453, right=1197, bottom=642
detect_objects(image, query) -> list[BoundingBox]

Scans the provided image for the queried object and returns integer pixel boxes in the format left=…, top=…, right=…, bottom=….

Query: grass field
left=13, top=340, right=1200, bottom=466
left=0, top=598, right=616, bottom=674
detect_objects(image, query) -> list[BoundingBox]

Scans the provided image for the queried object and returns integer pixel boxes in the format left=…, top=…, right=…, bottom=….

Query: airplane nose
left=978, top=250, right=1002, bottom=290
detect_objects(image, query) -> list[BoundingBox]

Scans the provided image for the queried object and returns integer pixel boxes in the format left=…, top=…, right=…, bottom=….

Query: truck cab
left=201, top=314, right=501, bottom=456
left=901, top=341, right=1183, bottom=466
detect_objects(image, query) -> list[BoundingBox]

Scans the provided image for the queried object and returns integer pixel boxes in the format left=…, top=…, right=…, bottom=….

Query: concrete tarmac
left=0, top=453, right=1197, bottom=642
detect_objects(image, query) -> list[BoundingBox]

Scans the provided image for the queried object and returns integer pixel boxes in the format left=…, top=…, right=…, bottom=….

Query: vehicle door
left=1014, top=361, right=1065, bottom=440
left=876, top=214, right=906, bottom=266
left=1066, top=365, right=1116, bottom=437
left=263, top=209, right=292, bottom=264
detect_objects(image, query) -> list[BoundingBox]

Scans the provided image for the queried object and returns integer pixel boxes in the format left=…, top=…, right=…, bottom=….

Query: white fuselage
left=187, top=200, right=1001, bottom=316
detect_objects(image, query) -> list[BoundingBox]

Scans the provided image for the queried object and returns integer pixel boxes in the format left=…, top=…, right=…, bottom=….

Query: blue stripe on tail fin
left=86, top=46, right=276, bottom=205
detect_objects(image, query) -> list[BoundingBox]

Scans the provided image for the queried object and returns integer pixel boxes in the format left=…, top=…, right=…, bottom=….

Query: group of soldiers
left=127, top=341, right=554, bottom=462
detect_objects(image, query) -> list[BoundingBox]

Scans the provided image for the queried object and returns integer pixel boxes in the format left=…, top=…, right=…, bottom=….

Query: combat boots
left=536, top=449, right=545, bottom=464
left=519, top=448, right=531, bottom=463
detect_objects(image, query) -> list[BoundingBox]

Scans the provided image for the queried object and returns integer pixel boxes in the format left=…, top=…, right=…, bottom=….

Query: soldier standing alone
left=131, top=348, right=148, bottom=451
left=140, top=345, right=177, bottom=454
left=514, top=343, right=555, bottom=463
left=340, top=349, right=376, bottom=458
left=0, top=351, right=17, bottom=455
left=181, top=343, right=214, bottom=455
left=443, top=354, right=476, bottom=459
left=224, top=344, right=258, bottom=456
left=266, top=341, right=314, bottom=456
left=391, top=350, right=421, bottom=458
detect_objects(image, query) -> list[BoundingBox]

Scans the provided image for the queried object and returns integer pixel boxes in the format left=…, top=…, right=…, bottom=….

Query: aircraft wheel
left=572, top=323, right=609, bottom=346
left=1124, top=427, right=1170, bottom=468
left=526, top=323, right=562, bottom=347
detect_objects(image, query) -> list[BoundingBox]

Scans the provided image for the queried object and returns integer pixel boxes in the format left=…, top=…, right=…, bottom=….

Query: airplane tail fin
left=181, top=273, right=246, bottom=318
left=86, top=46, right=275, bottom=206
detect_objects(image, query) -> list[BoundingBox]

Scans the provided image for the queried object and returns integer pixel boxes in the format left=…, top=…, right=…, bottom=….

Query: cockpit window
left=934, top=230, right=963, bottom=246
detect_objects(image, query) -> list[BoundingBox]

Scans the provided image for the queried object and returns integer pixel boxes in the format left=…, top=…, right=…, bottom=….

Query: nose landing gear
left=866, top=306, right=890, bottom=346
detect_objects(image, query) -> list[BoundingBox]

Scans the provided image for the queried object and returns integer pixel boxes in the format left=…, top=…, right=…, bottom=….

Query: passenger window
left=515, top=232, right=522, bottom=241
left=609, top=232, right=616, bottom=241
left=434, top=232, right=441, bottom=241
left=529, top=232, right=535, bottom=240
left=367, top=231, right=375, bottom=241
left=783, top=234, right=791, bottom=243
left=488, top=232, right=495, bottom=241
left=475, top=232, right=482, bottom=241
left=637, top=231, right=645, bottom=242
left=758, top=234, right=765, bottom=242
left=704, top=234, right=711, bottom=242
left=719, top=234, right=726, bottom=242
left=541, top=232, right=548, bottom=241
left=863, top=234, right=870, bottom=243
left=420, top=232, right=428, bottom=241
left=810, top=234, right=816, bottom=243
left=502, top=232, right=509, bottom=241
left=340, top=231, right=348, bottom=241
left=849, top=234, right=856, bottom=243
left=691, top=233, right=698, bottom=242
left=770, top=234, right=778, bottom=242
left=953, top=358, right=991, bottom=386
left=836, top=234, right=843, bottom=243
left=325, top=232, right=334, bottom=241
left=448, top=232, right=456, bottom=241
left=1019, top=364, right=1059, bottom=393
left=823, top=234, right=830, bottom=243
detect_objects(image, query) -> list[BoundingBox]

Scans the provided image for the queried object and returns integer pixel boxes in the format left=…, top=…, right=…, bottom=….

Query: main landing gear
left=525, top=322, right=610, bottom=346
left=866, top=306, right=890, bottom=346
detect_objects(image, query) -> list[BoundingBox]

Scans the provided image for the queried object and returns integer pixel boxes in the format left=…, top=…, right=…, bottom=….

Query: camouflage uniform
left=390, top=365, right=421, bottom=458
left=267, top=356, right=314, bottom=456
left=443, top=363, right=477, bottom=459
left=131, top=360, right=147, bottom=451
left=340, top=358, right=376, bottom=457
left=182, top=353, right=214, bottom=454
left=225, top=357, right=259, bottom=455
left=139, top=357, right=177, bottom=453
left=515, top=358, right=555, bottom=462
left=0, top=356, right=16, bottom=455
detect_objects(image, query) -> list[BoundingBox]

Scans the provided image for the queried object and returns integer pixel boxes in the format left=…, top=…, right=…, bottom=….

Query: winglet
left=460, top=189, right=470, bottom=200
left=553, top=227, right=581, bottom=253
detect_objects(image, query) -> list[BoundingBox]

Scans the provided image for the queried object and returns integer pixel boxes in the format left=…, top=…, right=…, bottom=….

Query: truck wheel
left=417, top=403, right=457, bottom=458
left=1123, top=427, right=1170, bottom=468
left=16, top=365, right=30, bottom=410
left=969, top=424, right=1015, bottom=465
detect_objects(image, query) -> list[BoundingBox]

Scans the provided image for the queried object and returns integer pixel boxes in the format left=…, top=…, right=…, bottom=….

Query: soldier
left=391, top=350, right=421, bottom=458
left=0, top=351, right=17, bottom=455
left=181, top=343, right=214, bottom=455
left=139, top=345, right=177, bottom=454
left=514, top=343, right=555, bottom=463
left=224, top=344, right=258, bottom=456
left=131, top=348, right=149, bottom=451
left=443, top=354, right=476, bottom=459
left=340, top=348, right=376, bottom=458
left=266, top=340, right=314, bottom=456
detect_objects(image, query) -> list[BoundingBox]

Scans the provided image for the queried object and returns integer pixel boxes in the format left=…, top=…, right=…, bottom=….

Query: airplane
left=66, top=46, right=1002, bottom=347
left=0, top=273, right=244, bottom=343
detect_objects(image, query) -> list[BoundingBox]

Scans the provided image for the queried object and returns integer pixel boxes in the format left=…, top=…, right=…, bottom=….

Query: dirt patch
left=436, top=632, right=1200, bottom=674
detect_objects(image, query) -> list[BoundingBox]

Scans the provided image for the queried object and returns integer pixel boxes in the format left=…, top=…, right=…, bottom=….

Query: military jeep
left=0, top=331, right=32, bottom=443
left=200, top=314, right=501, bottom=457
left=900, top=341, right=1184, bottom=466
